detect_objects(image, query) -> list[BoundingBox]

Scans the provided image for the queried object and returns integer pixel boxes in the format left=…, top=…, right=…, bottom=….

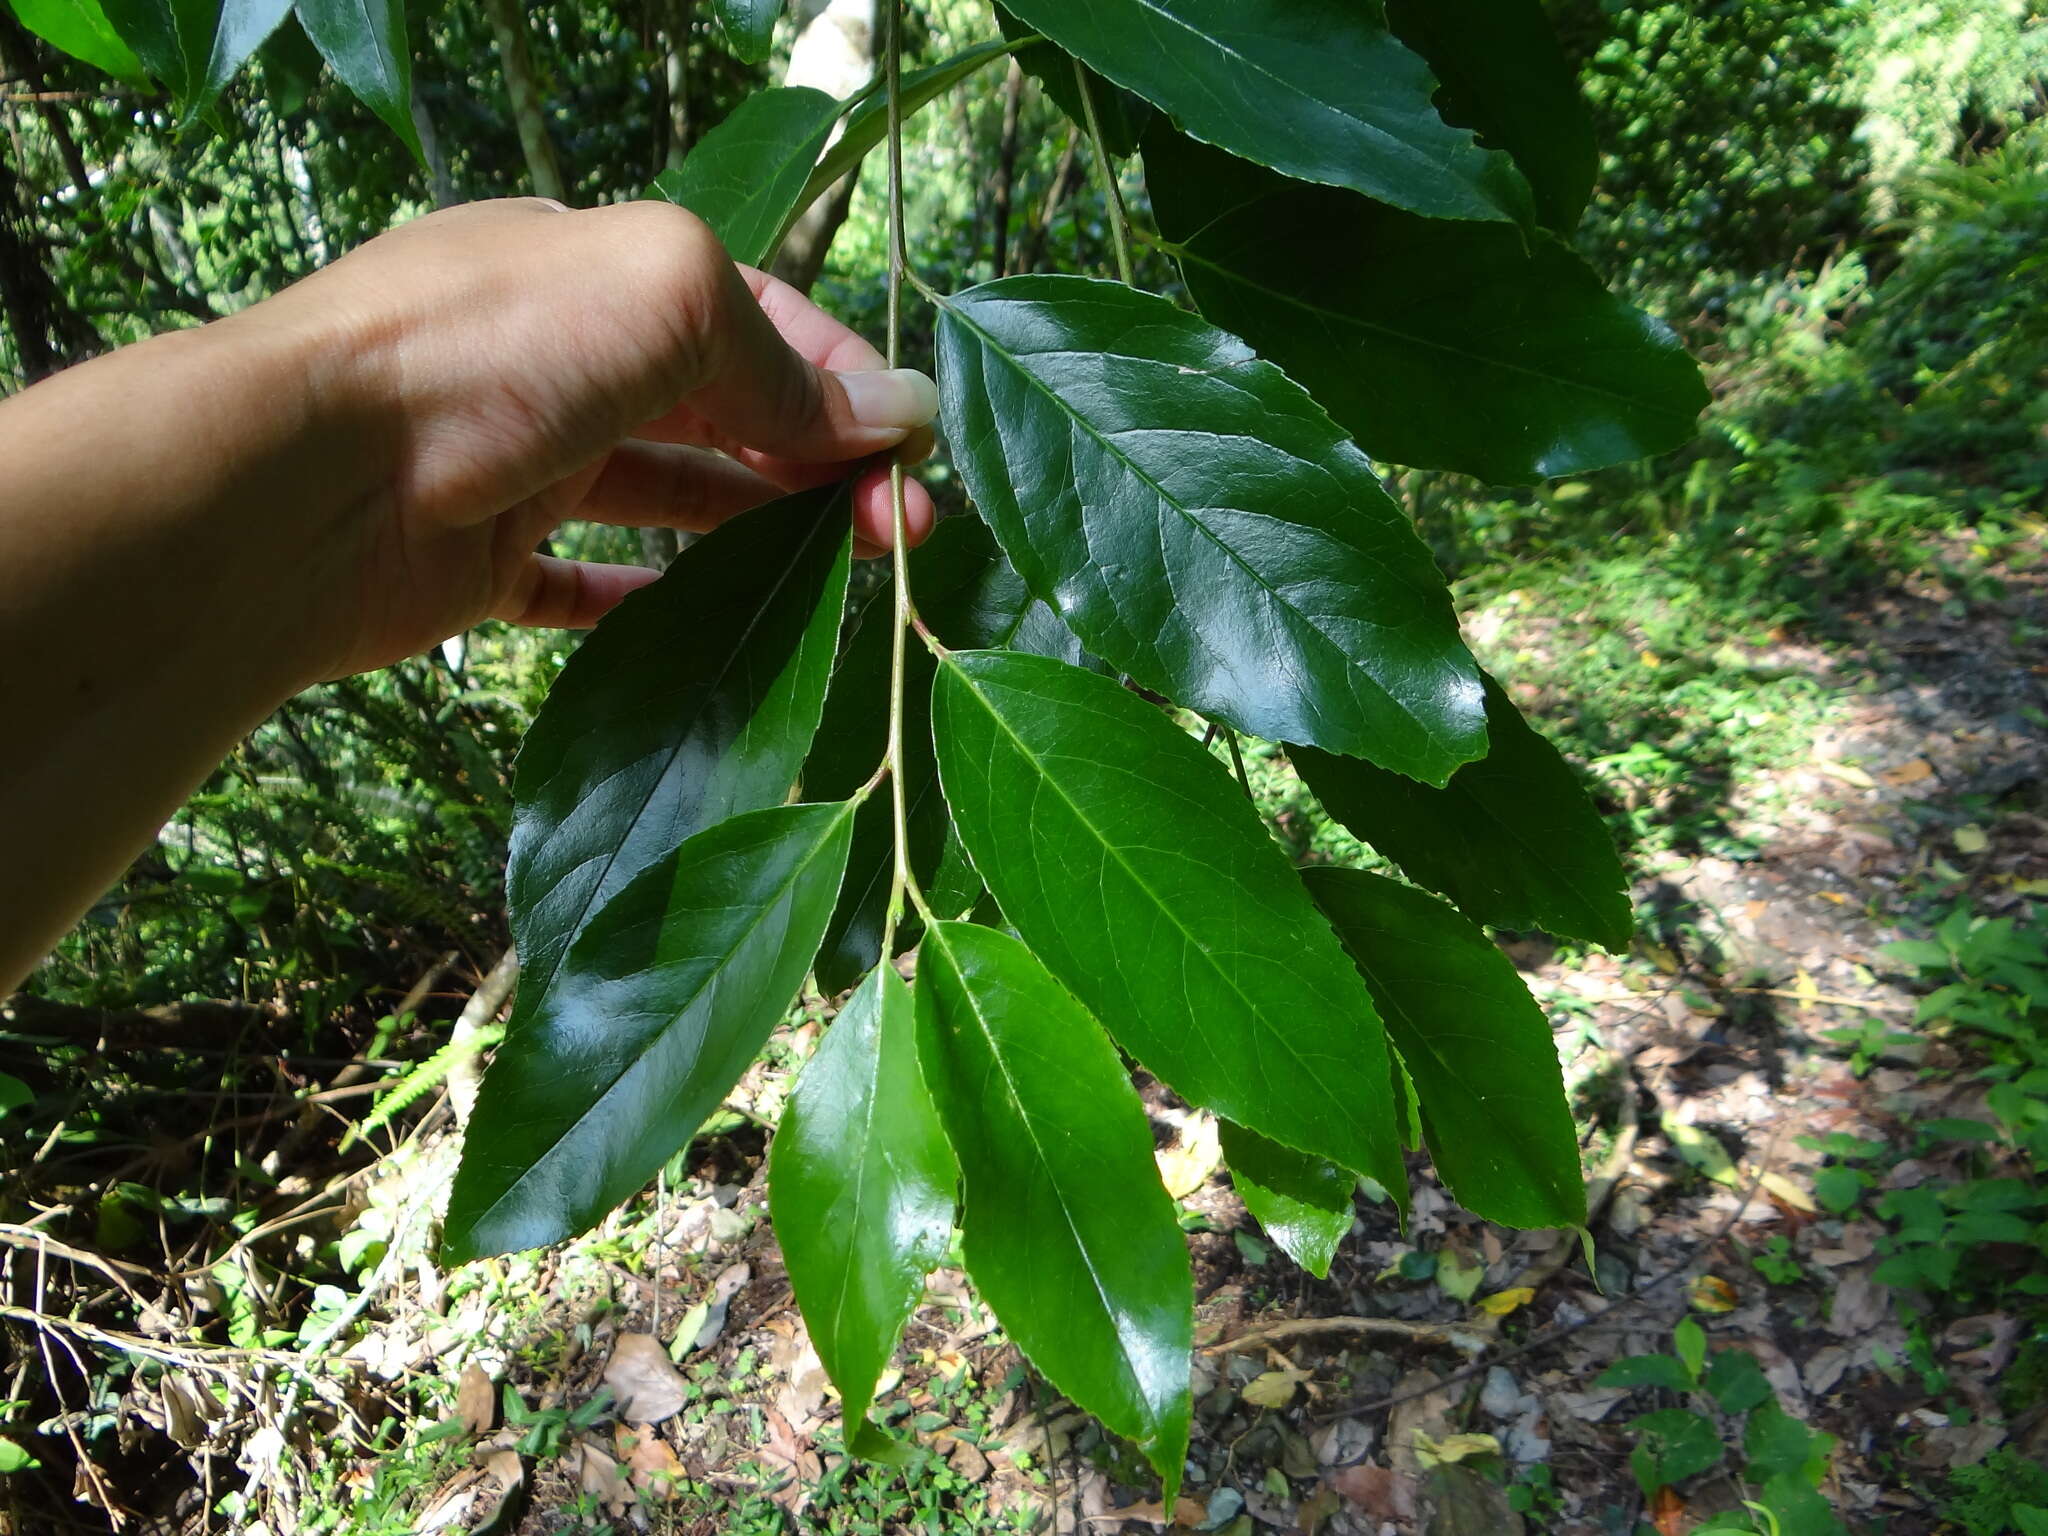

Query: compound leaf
left=770, top=965, right=955, bottom=1448
left=1293, top=674, right=1632, bottom=950
left=916, top=920, right=1191, bottom=1493
left=1218, top=1121, right=1354, bottom=1279
left=937, top=275, right=1483, bottom=781
left=803, top=514, right=1084, bottom=994
left=648, top=86, right=838, bottom=267
left=1306, top=869, right=1584, bottom=1230
left=293, top=0, right=420, bottom=157
left=1146, top=132, right=1708, bottom=485
left=445, top=800, right=855, bottom=1262
left=998, top=0, right=1530, bottom=224
left=508, top=486, right=850, bottom=1014
left=931, top=648, right=1405, bottom=1195
left=712, top=0, right=776, bottom=64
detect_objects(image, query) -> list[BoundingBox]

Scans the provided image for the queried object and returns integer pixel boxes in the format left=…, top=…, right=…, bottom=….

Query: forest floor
left=5, top=531, right=2045, bottom=1536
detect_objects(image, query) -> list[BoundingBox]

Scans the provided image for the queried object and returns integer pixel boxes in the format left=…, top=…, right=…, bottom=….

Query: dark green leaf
left=784, top=40, right=1014, bottom=251
left=916, top=920, right=1191, bottom=1493
left=1293, top=674, right=1632, bottom=949
left=444, top=800, right=855, bottom=1262
left=1218, top=1120, right=1353, bottom=1279
left=1596, top=1354, right=1695, bottom=1394
left=999, top=0, right=1530, bottom=224
left=257, top=10, right=323, bottom=113
left=1305, top=869, right=1584, bottom=1229
left=1383, top=0, right=1595, bottom=233
left=101, top=0, right=291, bottom=115
left=1744, top=1401, right=1832, bottom=1487
left=508, top=487, right=850, bottom=1012
left=937, top=275, right=1483, bottom=780
left=293, top=0, right=421, bottom=158
left=1702, top=1349, right=1774, bottom=1414
left=712, top=0, right=776, bottom=64
left=770, top=965, right=955, bottom=1447
left=648, top=86, right=838, bottom=267
left=0, top=1072, right=31, bottom=1117
left=931, top=649, right=1405, bottom=1195
left=994, top=4, right=1147, bottom=157
left=1760, top=1473, right=1850, bottom=1536
left=1628, top=1408, right=1723, bottom=1494
left=803, top=514, right=1085, bottom=994
left=8, top=0, right=147, bottom=82
left=1145, top=132, right=1708, bottom=485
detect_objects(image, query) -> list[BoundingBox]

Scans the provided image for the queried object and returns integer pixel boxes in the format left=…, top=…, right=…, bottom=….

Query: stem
left=879, top=0, right=921, bottom=954
left=1074, top=64, right=1134, bottom=286
left=1223, top=727, right=1254, bottom=802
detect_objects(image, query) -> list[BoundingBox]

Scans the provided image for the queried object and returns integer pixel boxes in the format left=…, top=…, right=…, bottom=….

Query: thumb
left=677, top=259, right=938, bottom=463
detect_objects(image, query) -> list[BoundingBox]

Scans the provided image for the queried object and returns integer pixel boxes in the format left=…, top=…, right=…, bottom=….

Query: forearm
left=0, top=307, right=374, bottom=989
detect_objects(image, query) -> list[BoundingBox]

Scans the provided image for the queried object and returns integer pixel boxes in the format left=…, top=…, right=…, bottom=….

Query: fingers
left=642, top=258, right=938, bottom=465
left=575, top=441, right=785, bottom=532
left=850, top=463, right=937, bottom=555
left=494, top=555, right=660, bottom=630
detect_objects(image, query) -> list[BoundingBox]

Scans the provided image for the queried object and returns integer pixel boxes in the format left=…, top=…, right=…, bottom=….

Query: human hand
left=256, top=196, right=940, bottom=679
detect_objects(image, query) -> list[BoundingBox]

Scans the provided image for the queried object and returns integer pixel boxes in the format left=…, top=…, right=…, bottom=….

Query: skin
left=0, top=197, right=940, bottom=991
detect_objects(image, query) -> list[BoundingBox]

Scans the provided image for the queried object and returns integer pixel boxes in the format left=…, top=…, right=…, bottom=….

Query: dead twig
left=1203, top=1315, right=1476, bottom=1356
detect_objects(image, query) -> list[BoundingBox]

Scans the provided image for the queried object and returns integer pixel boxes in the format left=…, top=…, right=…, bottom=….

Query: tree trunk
left=411, top=77, right=459, bottom=208
left=768, top=0, right=878, bottom=294
left=481, top=0, right=570, bottom=203
left=0, top=110, right=97, bottom=384
left=989, top=58, right=1024, bottom=278
left=1016, top=129, right=1081, bottom=275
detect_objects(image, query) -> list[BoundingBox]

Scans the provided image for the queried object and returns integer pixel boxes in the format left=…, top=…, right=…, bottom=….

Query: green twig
left=1074, top=65, right=1134, bottom=286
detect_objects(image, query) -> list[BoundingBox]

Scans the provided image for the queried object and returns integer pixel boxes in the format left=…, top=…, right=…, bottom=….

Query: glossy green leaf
left=803, top=513, right=1086, bottom=994
left=915, top=920, right=1191, bottom=1492
left=994, top=4, right=1147, bottom=157
left=1293, top=675, right=1631, bottom=949
left=998, top=0, right=1530, bottom=225
left=648, top=86, right=838, bottom=267
left=770, top=965, right=955, bottom=1447
left=931, top=648, right=1405, bottom=1195
left=1383, top=0, right=1595, bottom=234
left=508, top=487, right=850, bottom=1012
left=0, top=1072, right=31, bottom=1118
left=1145, top=132, right=1708, bottom=485
left=1218, top=1121, right=1354, bottom=1279
left=293, top=0, right=421, bottom=159
left=936, top=275, right=1484, bottom=780
left=445, top=800, right=855, bottom=1262
left=7, top=0, right=147, bottom=83
left=101, top=0, right=291, bottom=115
left=712, top=0, right=776, bottom=64
left=1306, top=869, right=1584, bottom=1230
left=782, top=40, right=1014, bottom=252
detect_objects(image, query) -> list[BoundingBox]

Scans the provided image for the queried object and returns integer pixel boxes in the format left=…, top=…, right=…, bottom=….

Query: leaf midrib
left=924, top=924, right=1160, bottom=1432
left=468, top=802, right=852, bottom=1238
left=942, top=290, right=1469, bottom=762
left=941, top=657, right=1375, bottom=1161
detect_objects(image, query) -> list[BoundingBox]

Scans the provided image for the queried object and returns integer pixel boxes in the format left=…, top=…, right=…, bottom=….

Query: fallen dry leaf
left=1688, top=1275, right=1739, bottom=1314
left=456, top=1362, right=496, bottom=1435
left=1327, top=1464, right=1416, bottom=1521
left=578, top=1442, right=631, bottom=1506
left=1827, top=1266, right=1891, bottom=1337
left=1421, top=1463, right=1524, bottom=1536
left=1154, top=1111, right=1221, bottom=1198
left=1413, top=1431, right=1500, bottom=1469
left=603, top=1334, right=691, bottom=1423
left=1881, top=758, right=1935, bottom=786
left=1297, top=1484, right=1341, bottom=1535
left=1477, top=1287, right=1535, bottom=1317
left=1650, top=1485, right=1687, bottom=1536
left=616, top=1423, right=685, bottom=1499
left=1244, top=1369, right=1303, bottom=1409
